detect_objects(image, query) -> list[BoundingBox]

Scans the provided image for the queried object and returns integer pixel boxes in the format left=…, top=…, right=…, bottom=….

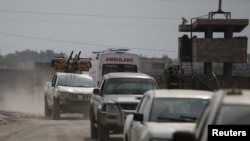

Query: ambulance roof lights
left=108, top=48, right=130, bottom=52
left=92, top=51, right=101, bottom=54
left=92, top=48, right=130, bottom=54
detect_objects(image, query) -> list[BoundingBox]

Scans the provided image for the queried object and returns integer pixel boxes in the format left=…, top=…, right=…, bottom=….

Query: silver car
left=123, top=89, right=214, bottom=141
left=173, top=89, right=250, bottom=141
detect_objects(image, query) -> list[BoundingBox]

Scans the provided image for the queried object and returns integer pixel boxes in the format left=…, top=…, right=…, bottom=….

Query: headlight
left=55, top=91, right=68, bottom=97
left=150, top=139, right=170, bottom=141
left=104, top=104, right=120, bottom=113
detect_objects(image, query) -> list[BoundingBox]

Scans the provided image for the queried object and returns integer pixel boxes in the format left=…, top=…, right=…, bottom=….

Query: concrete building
left=178, top=1, right=250, bottom=90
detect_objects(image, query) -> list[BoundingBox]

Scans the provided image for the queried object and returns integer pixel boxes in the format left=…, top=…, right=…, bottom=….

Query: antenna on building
left=217, top=0, right=222, bottom=12
left=208, top=0, right=231, bottom=19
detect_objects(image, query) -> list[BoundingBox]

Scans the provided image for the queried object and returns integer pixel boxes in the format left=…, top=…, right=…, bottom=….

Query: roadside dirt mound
left=0, top=112, right=20, bottom=125
left=0, top=110, right=45, bottom=125
left=0, top=87, right=44, bottom=116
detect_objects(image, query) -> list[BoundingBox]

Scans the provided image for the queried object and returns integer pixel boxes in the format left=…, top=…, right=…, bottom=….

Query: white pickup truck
left=44, top=72, right=96, bottom=120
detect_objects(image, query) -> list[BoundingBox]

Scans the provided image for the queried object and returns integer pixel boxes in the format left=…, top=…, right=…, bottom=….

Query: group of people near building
left=166, top=65, right=181, bottom=89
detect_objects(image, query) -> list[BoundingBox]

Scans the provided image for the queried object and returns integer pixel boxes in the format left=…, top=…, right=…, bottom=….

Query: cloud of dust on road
left=0, top=87, right=44, bottom=116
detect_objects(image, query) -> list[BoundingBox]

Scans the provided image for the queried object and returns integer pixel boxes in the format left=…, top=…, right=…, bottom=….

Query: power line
left=0, top=17, right=177, bottom=28
left=0, top=32, right=118, bottom=47
left=0, top=32, right=177, bottom=53
left=130, top=47, right=177, bottom=52
left=157, top=0, right=213, bottom=3
left=0, top=9, right=179, bottom=20
left=158, top=0, right=250, bottom=2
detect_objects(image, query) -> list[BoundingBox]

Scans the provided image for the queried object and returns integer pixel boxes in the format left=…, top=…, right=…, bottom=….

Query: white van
left=89, top=48, right=141, bottom=86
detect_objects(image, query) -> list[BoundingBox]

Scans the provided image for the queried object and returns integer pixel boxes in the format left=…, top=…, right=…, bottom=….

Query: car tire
left=90, top=110, right=98, bottom=139
left=52, top=97, right=60, bottom=120
left=97, top=120, right=109, bottom=141
left=44, top=95, right=52, bottom=117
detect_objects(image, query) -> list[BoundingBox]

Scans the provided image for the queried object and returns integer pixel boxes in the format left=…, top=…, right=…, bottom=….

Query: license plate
left=170, top=82, right=178, bottom=85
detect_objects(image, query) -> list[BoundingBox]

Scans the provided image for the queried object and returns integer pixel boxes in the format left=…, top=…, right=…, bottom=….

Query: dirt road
left=0, top=112, right=122, bottom=141
left=0, top=90, right=122, bottom=141
left=0, top=113, right=90, bottom=141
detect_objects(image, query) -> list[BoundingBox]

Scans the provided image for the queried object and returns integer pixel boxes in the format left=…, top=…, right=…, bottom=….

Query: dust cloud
left=0, top=87, right=44, bottom=116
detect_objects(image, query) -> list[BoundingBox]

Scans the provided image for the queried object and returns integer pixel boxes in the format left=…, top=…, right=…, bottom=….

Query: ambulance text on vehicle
left=89, top=48, right=141, bottom=86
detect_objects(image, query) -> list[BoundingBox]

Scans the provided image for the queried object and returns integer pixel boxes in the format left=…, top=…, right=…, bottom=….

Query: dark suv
left=89, top=72, right=159, bottom=141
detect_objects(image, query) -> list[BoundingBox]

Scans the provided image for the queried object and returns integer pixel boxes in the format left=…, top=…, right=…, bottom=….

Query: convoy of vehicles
left=43, top=48, right=250, bottom=141
left=123, top=89, right=214, bottom=141
left=89, top=72, right=159, bottom=141
left=89, top=48, right=141, bottom=86
left=173, top=89, right=250, bottom=141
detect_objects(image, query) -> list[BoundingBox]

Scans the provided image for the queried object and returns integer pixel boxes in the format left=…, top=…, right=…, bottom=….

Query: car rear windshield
left=103, top=78, right=158, bottom=94
left=58, top=74, right=95, bottom=87
left=150, top=98, right=209, bottom=122
left=215, top=104, right=250, bottom=124
left=102, top=64, right=137, bottom=75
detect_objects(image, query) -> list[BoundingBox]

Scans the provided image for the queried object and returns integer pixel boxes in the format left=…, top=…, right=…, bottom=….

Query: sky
left=0, top=0, right=249, bottom=59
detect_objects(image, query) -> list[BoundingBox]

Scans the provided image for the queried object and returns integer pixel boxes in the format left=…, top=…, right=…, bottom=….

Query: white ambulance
left=89, top=48, right=141, bottom=86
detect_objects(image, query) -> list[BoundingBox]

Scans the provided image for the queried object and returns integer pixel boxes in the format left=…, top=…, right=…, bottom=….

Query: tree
left=0, top=49, right=64, bottom=68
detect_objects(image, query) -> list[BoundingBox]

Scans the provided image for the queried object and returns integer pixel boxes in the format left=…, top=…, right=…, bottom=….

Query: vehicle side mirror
left=126, top=114, right=133, bottom=120
left=133, top=113, right=143, bottom=123
left=51, top=82, right=55, bottom=87
left=173, top=131, right=196, bottom=141
left=93, top=88, right=101, bottom=95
